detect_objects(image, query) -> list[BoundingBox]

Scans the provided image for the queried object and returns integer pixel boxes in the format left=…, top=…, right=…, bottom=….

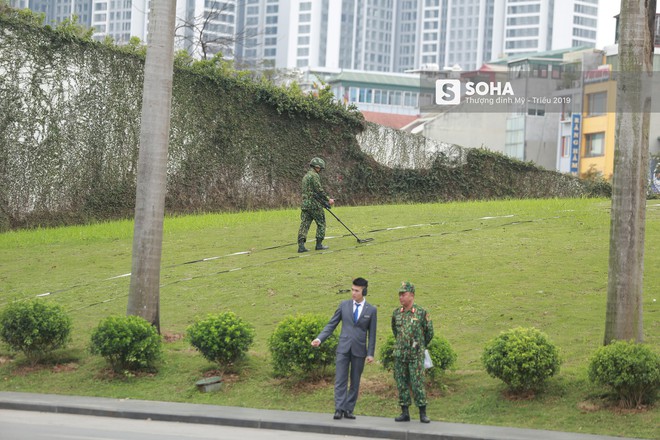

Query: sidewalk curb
left=0, top=392, right=647, bottom=440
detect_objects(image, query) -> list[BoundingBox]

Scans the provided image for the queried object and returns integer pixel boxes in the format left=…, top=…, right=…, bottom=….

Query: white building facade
left=90, top=0, right=148, bottom=44
left=175, top=0, right=238, bottom=59
left=9, top=0, right=94, bottom=27
left=233, top=0, right=499, bottom=72
left=492, top=0, right=599, bottom=61
left=10, top=0, right=600, bottom=72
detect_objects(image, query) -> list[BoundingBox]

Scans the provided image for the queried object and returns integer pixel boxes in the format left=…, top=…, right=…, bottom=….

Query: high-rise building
left=175, top=0, right=238, bottom=59
left=8, top=0, right=93, bottom=27
left=90, top=0, right=148, bottom=45
left=8, top=0, right=600, bottom=72
left=436, top=0, right=496, bottom=71
left=492, top=0, right=599, bottom=61
left=554, top=0, right=599, bottom=49
left=7, top=0, right=30, bottom=11
left=88, top=0, right=238, bottom=57
left=234, top=0, right=494, bottom=72
left=234, top=0, right=598, bottom=73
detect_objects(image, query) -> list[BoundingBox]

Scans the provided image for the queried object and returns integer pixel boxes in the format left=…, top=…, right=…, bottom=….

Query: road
left=0, top=410, right=386, bottom=440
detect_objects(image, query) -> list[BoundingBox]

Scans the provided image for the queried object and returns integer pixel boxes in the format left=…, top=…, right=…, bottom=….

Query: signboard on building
left=583, top=65, right=611, bottom=84
left=570, top=114, right=582, bottom=175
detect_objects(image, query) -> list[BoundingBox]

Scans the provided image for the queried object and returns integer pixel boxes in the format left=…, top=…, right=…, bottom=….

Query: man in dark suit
left=311, top=277, right=378, bottom=420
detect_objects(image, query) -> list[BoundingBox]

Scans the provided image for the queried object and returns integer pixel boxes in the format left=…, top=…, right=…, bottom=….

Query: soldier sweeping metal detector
left=315, top=194, right=374, bottom=244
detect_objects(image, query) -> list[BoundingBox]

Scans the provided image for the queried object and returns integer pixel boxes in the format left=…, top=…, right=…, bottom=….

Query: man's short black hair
left=353, top=277, right=368, bottom=288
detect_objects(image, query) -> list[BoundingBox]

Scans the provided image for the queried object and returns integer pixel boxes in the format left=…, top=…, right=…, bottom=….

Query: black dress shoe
left=333, top=410, right=343, bottom=420
left=343, top=411, right=356, bottom=419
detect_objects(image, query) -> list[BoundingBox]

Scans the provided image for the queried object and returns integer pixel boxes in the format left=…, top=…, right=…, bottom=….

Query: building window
left=388, top=91, right=402, bottom=106
left=358, top=88, right=373, bottom=103
left=585, top=132, right=605, bottom=156
left=587, top=92, right=607, bottom=116
left=403, top=92, right=417, bottom=107
left=527, top=105, right=545, bottom=116
left=561, top=99, right=572, bottom=120
left=561, top=136, right=570, bottom=158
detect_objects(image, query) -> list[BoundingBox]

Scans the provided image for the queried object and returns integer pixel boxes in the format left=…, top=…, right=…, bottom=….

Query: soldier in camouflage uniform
left=297, top=157, right=334, bottom=253
left=391, top=281, right=434, bottom=423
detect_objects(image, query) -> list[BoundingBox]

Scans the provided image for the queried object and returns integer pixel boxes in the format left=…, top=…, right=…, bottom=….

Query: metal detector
left=322, top=205, right=374, bottom=244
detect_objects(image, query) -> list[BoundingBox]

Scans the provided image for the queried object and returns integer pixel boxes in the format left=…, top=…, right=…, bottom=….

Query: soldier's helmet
left=309, top=157, right=326, bottom=169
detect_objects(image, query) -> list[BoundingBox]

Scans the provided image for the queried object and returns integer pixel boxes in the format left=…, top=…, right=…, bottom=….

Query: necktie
left=353, top=303, right=361, bottom=323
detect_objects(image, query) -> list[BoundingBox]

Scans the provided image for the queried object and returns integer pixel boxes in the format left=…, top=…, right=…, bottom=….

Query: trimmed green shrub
left=0, top=300, right=72, bottom=365
left=588, top=340, right=660, bottom=408
left=378, top=335, right=396, bottom=372
left=90, top=315, right=162, bottom=373
left=482, top=327, right=561, bottom=394
left=186, top=312, right=254, bottom=372
left=426, top=336, right=459, bottom=381
left=268, top=314, right=337, bottom=378
left=379, top=335, right=457, bottom=383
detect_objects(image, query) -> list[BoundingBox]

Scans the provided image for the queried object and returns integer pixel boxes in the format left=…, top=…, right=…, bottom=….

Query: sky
left=596, top=1, right=620, bottom=49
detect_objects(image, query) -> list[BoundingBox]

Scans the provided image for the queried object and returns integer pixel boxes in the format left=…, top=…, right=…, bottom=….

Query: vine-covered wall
left=0, top=13, right=607, bottom=231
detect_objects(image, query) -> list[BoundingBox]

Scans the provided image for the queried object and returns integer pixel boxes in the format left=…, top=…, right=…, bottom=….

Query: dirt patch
left=293, top=376, right=333, bottom=393
left=94, top=368, right=157, bottom=380
left=578, top=398, right=653, bottom=414
left=577, top=400, right=602, bottom=412
left=162, top=332, right=184, bottom=343
left=52, top=363, right=79, bottom=373
left=11, top=364, right=46, bottom=376
left=611, top=404, right=652, bottom=414
left=359, top=376, right=397, bottom=399
left=266, top=374, right=335, bottom=394
left=201, top=369, right=241, bottom=385
left=502, top=389, right=536, bottom=401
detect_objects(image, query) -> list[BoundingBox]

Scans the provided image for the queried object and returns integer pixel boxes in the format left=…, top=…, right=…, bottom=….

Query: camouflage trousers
left=298, top=208, right=326, bottom=242
left=393, top=354, right=427, bottom=407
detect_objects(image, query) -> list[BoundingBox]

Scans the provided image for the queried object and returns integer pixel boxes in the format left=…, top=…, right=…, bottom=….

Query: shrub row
left=1, top=301, right=658, bottom=407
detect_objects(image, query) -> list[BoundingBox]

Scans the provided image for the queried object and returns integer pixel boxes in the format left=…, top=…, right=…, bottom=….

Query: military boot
left=315, top=239, right=329, bottom=250
left=297, top=239, right=308, bottom=253
left=419, top=406, right=430, bottom=423
left=394, top=406, right=410, bottom=422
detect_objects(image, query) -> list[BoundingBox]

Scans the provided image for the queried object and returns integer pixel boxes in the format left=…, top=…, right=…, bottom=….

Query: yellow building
left=579, top=69, right=617, bottom=180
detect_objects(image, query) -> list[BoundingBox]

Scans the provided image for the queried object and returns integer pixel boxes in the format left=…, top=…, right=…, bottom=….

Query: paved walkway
left=0, top=392, right=646, bottom=440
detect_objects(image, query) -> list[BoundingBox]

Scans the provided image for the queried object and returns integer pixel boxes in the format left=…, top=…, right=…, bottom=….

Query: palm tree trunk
left=127, top=0, right=177, bottom=332
left=604, top=0, right=656, bottom=344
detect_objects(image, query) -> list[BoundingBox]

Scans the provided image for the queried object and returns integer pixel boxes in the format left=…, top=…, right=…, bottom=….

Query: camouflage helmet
left=309, top=157, right=326, bottom=169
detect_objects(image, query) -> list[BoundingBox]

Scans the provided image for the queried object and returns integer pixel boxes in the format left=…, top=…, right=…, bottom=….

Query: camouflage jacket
left=391, top=304, right=434, bottom=359
left=301, top=169, right=329, bottom=211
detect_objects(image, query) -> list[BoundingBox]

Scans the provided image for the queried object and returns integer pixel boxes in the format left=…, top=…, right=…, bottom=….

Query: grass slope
left=0, top=198, right=658, bottom=438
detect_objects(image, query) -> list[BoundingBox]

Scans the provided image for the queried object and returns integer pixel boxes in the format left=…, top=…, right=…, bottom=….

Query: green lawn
left=1, top=198, right=658, bottom=438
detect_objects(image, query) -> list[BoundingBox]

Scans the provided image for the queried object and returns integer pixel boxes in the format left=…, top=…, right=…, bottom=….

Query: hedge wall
left=0, top=11, right=606, bottom=231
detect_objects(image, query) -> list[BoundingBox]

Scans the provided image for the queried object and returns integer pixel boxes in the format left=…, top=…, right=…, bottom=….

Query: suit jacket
left=317, top=299, right=377, bottom=358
